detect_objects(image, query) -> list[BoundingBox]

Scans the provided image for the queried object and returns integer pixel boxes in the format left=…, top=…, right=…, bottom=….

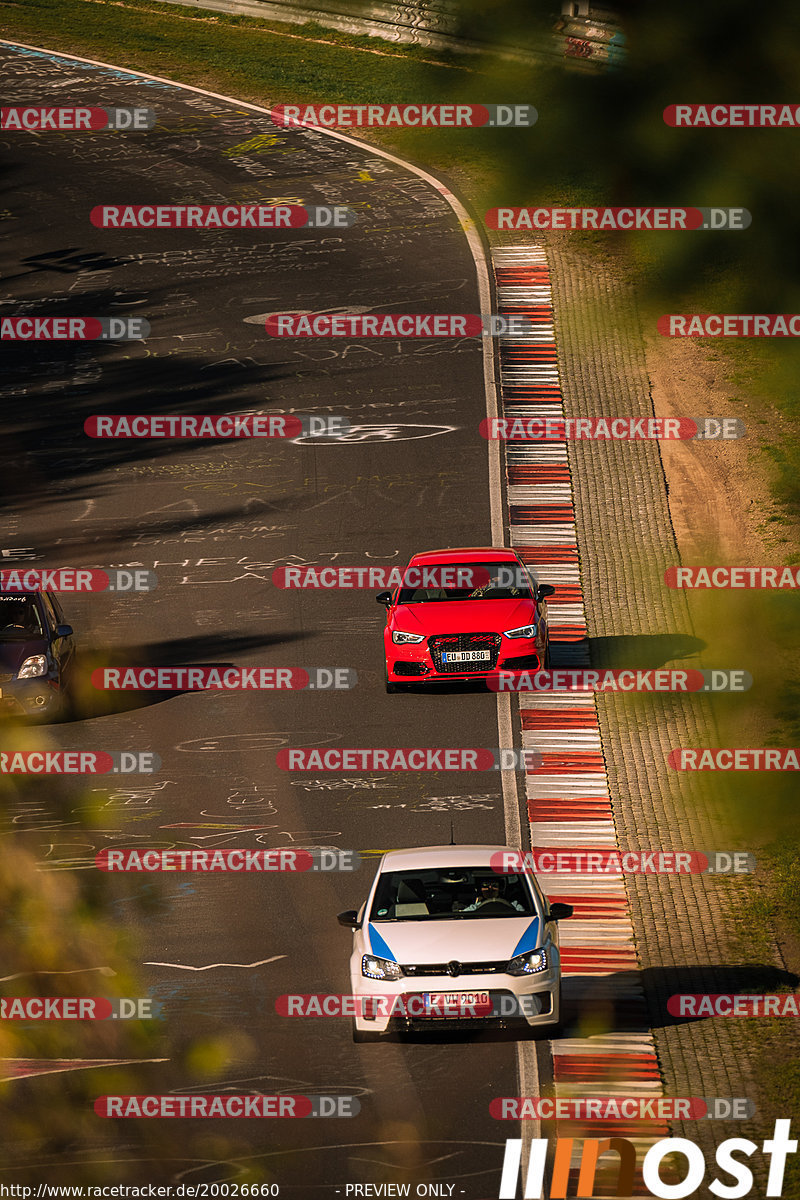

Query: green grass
left=1, top=0, right=469, bottom=88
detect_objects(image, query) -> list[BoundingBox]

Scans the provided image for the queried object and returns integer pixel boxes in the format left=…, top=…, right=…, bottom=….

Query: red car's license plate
left=441, top=650, right=491, bottom=663
left=422, top=991, right=492, bottom=1016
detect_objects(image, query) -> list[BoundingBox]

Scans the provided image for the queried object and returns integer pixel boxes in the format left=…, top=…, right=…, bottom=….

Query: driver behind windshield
left=460, top=877, right=526, bottom=912
left=0, top=597, right=42, bottom=637
left=371, top=868, right=533, bottom=919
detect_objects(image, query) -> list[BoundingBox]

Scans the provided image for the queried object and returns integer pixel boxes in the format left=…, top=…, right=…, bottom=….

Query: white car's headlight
left=506, top=948, right=548, bottom=976
left=392, top=630, right=424, bottom=645
left=18, top=655, right=47, bottom=679
left=503, top=625, right=537, bottom=640
left=361, top=954, right=403, bottom=981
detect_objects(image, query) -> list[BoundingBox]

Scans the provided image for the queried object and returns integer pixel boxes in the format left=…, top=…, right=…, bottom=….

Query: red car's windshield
left=398, top=562, right=533, bottom=604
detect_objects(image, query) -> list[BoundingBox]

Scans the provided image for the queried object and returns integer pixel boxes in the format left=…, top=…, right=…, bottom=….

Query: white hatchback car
left=337, top=845, right=572, bottom=1041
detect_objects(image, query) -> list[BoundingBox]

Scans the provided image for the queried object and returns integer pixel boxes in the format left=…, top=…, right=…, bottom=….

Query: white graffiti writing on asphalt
left=291, top=423, right=457, bottom=444
left=289, top=777, right=395, bottom=791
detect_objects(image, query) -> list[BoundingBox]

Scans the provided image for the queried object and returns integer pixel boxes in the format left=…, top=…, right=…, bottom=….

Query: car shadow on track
left=588, top=633, right=706, bottom=668
left=563, top=963, right=799, bottom=1035
left=0, top=280, right=333, bottom=515
left=388, top=680, right=497, bottom=696
left=63, top=630, right=309, bottom=721
left=379, top=1023, right=554, bottom=1045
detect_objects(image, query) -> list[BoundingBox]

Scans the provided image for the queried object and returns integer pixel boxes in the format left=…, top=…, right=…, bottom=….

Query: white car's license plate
left=423, top=991, right=492, bottom=1016
left=441, top=650, right=491, bottom=663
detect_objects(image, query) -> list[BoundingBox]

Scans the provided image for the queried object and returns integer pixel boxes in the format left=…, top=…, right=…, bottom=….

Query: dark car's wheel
left=61, top=675, right=76, bottom=718
left=53, top=670, right=78, bottom=722
left=352, top=1021, right=382, bottom=1044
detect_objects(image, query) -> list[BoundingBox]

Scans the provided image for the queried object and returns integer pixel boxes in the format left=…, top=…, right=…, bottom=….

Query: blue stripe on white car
left=510, top=917, right=540, bottom=959
left=368, top=924, right=396, bottom=962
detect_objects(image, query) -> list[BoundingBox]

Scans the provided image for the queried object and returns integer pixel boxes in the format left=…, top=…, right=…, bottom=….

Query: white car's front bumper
left=350, top=961, right=561, bottom=1034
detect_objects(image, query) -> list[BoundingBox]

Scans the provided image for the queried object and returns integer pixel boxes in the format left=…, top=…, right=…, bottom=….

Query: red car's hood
left=392, top=598, right=536, bottom=635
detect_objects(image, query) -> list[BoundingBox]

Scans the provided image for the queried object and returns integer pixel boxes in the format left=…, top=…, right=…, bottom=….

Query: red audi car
left=377, top=547, right=554, bottom=692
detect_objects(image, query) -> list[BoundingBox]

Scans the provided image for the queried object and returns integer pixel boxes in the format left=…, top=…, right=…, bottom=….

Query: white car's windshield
left=370, top=867, right=537, bottom=921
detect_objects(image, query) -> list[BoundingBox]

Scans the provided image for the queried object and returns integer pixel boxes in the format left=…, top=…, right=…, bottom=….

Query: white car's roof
left=379, top=845, right=518, bottom=871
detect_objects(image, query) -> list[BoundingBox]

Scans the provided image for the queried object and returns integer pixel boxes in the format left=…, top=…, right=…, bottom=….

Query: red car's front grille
left=428, top=633, right=502, bottom=673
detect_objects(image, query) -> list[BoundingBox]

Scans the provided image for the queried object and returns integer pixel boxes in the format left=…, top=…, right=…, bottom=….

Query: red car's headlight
left=392, top=631, right=425, bottom=645
left=503, top=625, right=537, bottom=640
